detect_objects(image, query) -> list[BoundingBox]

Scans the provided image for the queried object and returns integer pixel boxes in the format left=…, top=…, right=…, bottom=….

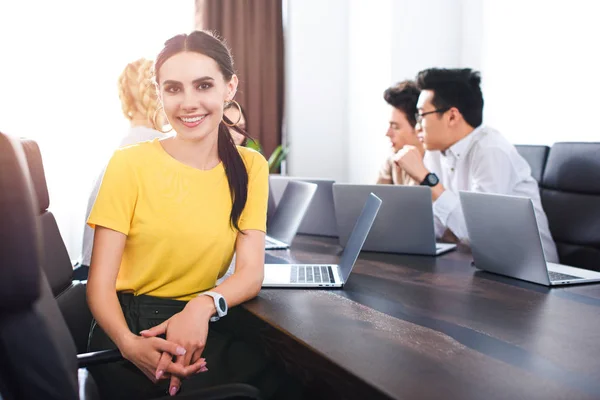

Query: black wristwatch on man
left=420, top=172, right=439, bottom=187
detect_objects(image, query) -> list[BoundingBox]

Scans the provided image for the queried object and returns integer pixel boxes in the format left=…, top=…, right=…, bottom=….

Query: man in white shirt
left=393, top=68, right=558, bottom=262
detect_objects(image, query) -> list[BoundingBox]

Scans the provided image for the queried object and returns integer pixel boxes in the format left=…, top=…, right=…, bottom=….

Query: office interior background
left=1, top=0, right=598, bottom=260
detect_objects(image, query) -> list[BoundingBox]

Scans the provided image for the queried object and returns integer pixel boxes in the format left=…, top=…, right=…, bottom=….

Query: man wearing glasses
left=392, top=68, right=558, bottom=262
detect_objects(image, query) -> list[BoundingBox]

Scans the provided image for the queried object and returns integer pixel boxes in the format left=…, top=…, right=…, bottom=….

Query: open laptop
left=269, top=176, right=338, bottom=237
left=333, top=184, right=456, bottom=256
left=262, top=193, right=382, bottom=288
left=265, top=180, right=318, bottom=250
left=460, top=191, right=600, bottom=286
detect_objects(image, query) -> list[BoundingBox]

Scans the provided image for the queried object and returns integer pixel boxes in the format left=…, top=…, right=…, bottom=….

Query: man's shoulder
left=470, top=126, right=515, bottom=155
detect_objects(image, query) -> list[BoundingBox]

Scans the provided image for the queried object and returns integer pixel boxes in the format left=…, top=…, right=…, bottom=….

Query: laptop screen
left=338, top=193, right=382, bottom=281
left=267, top=180, right=317, bottom=244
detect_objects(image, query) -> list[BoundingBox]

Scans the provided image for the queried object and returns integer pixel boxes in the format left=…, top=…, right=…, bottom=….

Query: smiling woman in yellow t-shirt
left=85, top=31, right=292, bottom=400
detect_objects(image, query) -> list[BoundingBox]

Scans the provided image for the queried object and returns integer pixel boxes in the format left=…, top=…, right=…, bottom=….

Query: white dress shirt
left=424, top=125, right=559, bottom=263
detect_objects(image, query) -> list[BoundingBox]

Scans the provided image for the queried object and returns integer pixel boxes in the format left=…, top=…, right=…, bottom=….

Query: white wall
left=285, top=0, right=349, bottom=182
left=0, top=0, right=194, bottom=260
left=391, top=0, right=463, bottom=79
left=480, top=0, right=600, bottom=145
left=347, top=0, right=393, bottom=184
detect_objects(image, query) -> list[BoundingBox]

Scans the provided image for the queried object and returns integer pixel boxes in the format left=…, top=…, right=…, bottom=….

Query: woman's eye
left=198, top=83, right=213, bottom=90
left=165, top=86, right=180, bottom=93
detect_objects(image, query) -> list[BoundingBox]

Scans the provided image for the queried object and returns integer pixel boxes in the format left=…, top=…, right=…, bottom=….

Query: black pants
left=73, top=264, right=89, bottom=281
left=87, top=293, right=299, bottom=400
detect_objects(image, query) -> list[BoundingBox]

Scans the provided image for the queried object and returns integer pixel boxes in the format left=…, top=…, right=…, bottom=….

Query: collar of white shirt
left=441, top=125, right=485, bottom=161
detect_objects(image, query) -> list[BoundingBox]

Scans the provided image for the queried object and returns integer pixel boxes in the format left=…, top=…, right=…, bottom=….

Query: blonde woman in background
left=77, top=58, right=167, bottom=279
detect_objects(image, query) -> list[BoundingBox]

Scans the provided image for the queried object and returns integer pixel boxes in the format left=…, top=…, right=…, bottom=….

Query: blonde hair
left=117, top=58, right=164, bottom=127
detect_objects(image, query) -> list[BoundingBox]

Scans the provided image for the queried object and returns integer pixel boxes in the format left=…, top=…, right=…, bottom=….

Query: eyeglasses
left=415, top=108, right=450, bottom=124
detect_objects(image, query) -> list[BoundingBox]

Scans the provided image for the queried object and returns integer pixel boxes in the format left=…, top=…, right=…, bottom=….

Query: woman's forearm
left=185, top=265, right=261, bottom=317
left=214, top=266, right=262, bottom=307
left=87, top=285, right=135, bottom=349
left=87, top=227, right=134, bottom=349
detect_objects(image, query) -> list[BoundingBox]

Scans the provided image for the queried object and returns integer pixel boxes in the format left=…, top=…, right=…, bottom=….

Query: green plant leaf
left=246, top=139, right=262, bottom=153
left=268, top=145, right=290, bottom=173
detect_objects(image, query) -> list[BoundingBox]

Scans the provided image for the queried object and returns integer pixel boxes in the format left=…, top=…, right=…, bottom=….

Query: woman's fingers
left=168, top=355, right=184, bottom=396
left=151, top=337, right=186, bottom=357
left=139, top=320, right=169, bottom=337
left=189, top=348, right=207, bottom=372
left=154, top=351, right=173, bottom=380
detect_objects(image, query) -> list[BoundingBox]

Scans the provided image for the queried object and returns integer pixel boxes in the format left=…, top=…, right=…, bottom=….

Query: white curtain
left=0, top=0, right=194, bottom=260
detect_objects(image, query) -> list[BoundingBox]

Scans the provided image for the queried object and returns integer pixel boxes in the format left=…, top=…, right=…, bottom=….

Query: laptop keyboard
left=290, top=265, right=335, bottom=284
left=548, top=271, right=583, bottom=282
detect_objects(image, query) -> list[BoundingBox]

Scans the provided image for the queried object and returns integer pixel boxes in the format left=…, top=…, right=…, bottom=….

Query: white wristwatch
left=200, top=291, right=228, bottom=322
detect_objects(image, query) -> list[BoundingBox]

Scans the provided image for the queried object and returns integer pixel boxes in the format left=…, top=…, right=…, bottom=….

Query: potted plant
left=246, top=140, right=289, bottom=173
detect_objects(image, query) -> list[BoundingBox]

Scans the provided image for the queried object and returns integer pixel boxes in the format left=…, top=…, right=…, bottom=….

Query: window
left=0, top=0, right=194, bottom=259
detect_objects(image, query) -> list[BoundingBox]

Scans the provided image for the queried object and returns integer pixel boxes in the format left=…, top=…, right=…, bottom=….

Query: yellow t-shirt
left=88, top=138, right=268, bottom=301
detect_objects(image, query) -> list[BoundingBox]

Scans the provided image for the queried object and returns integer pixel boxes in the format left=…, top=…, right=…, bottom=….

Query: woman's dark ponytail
left=218, top=121, right=248, bottom=231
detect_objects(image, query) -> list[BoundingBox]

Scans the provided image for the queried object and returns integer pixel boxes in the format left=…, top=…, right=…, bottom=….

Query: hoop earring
left=223, top=100, right=243, bottom=127
left=153, top=107, right=173, bottom=134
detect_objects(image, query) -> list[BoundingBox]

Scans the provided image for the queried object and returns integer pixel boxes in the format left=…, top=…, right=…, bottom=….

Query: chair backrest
left=0, top=132, right=79, bottom=400
left=515, top=144, right=550, bottom=183
left=20, top=139, right=92, bottom=353
left=540, top=142, right=600, bottom=271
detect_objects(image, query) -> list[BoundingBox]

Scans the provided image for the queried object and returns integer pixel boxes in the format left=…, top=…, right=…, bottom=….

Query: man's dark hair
left=416, top=68, right=483, bottom=128
left=383, top=80, right=420, bottom=127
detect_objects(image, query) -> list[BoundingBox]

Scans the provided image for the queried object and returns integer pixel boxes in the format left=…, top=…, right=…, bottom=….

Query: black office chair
left=515, top=144, right=550, bottom=183
left=20, top=138, right=92, bottom=353
left=540, top=142, right=600, bottom=271
left=0, top=132, right=262, bottom=400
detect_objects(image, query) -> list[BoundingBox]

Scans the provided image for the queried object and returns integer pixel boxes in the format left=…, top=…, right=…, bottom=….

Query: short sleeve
left=376, top=156, right=393, bottom=184
left=238, top=152, right=269, bottom=232
left=87, top=150, right=138, bottom=235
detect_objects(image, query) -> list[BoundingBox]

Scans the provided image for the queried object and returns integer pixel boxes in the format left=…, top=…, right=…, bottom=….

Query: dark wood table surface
left=242, top=235, right=600, bottom=400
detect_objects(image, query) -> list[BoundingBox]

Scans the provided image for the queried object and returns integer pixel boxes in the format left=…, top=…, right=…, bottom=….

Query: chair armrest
left=77, top=349, right=123, bottom=368
left=78, top=352, right=262, bottom=399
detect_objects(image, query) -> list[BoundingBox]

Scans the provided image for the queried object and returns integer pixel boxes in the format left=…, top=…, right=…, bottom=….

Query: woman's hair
left=153, top=31, right=250, bottom=232
left=224, top=101, right=249, bottom=146
left=118, top=58, right=162, bottom=126
left=383, top=80, right=421, bottom=128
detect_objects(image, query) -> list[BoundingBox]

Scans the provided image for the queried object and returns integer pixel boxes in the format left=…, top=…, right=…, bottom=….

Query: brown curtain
left=198, top=0, right=284, bottom=159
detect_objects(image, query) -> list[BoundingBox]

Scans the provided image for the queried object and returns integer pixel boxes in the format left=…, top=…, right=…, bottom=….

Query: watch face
left=218, top=297, right=227, bottom=312
left=428, top=174, right=439, bottom=186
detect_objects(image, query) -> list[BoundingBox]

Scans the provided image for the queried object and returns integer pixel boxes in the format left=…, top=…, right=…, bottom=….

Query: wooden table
left=242, top=235, right=600, bottom=400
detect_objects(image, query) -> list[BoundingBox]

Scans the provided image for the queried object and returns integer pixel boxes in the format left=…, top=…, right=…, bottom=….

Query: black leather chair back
left=515, top=144, right=550, bottom=183
left=20, top=139, right=93, bottom=353
left=0, top=132, right=79, bottom=400
left=540, top=142, right=600, bottom=271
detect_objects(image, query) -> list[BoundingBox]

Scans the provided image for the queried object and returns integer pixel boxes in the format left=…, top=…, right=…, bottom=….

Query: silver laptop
left=269, top=176, right=338, bottom=237
left=460, top=191, right=600, bottom=286
left=333, top=184, right=456, bottom=256
left=265, top=180, right=318, bottom=250
left=262, top=193, right=382, bottom=288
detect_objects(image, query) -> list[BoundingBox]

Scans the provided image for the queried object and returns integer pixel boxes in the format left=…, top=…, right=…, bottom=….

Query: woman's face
left=224, top=106, right=246, bottom=145
left=157, top=51, right=237, bottom=141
